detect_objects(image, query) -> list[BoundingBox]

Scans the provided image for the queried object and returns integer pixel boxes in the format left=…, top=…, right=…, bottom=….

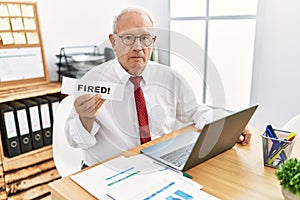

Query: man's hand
left=238, top=126, right=252, bottom=145
left=74, top=94, right=105, bottom=132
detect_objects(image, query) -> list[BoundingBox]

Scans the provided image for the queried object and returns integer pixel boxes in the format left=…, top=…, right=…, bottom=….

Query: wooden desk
left=48, top=126, right=300, bottom=200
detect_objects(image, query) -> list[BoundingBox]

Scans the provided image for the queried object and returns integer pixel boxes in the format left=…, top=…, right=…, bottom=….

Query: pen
left=153, top=161, right=193, bottom=179
left=266, top=125, right=287, bottom=161
left=267, top=135, right=295, bottom=165
left=106, top=194, right=116, bottom=200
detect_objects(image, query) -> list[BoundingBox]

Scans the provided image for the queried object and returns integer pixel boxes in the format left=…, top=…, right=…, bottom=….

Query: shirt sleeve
left=175, top=75, right=214, bottom=130
left=65, top=108, right=100, bottom=149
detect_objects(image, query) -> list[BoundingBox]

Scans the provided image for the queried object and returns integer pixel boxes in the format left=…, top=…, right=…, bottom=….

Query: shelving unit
left=0, top=82, right=62, bottom=200
left=56, top=45, right=106, bottom=81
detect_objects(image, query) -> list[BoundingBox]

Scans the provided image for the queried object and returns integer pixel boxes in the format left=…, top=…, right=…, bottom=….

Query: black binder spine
left=32, top=97, right=52, bottom=146
left=42, top=95, right=60, bottom=135
left=0, top=103, right=21, bottom=157
left=22, top=99, right=44, bottom=149
left=9, top=101, right=33, bottom=153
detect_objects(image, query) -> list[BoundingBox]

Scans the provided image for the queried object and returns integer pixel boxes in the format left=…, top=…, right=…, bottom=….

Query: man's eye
left=124, top=35, right=133, bottom=40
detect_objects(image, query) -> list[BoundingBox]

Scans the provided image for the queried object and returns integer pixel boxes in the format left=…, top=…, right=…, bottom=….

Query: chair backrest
left=282, top=114, right=300, bottom=137
left=52, top=95, right=83, bottom=177
left=104, top=47, right=115, bottom=61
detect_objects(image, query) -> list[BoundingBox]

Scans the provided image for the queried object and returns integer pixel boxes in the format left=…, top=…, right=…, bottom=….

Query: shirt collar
left=114, top=58, right=151, bottom=85
left=114, top=59, right=131, bottom=84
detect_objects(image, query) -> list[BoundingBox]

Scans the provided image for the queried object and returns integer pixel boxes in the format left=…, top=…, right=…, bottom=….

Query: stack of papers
left=70, top=154, right=218, bottom=200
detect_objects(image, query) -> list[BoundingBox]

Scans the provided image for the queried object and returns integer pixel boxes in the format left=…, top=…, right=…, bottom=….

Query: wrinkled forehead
left=117, top=27, right=154, bottom=35
left=116, top=12, right=153, bottom=34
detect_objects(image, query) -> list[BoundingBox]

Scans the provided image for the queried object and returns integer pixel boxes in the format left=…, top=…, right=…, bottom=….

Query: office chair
left=104, top=47, right=115, bottom=61
left=52, top=95, right=83, bottom=177
left=282, top=114, right=300, bottom=137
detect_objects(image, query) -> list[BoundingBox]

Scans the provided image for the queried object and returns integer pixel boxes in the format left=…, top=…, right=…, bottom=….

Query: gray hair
left=112, top=6, right=155, bottom=33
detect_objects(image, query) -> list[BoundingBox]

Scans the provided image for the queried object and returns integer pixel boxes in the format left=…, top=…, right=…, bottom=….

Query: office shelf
left=0, top=82, right=62, bottom=200
left=56, top=45, right=106, bottom=82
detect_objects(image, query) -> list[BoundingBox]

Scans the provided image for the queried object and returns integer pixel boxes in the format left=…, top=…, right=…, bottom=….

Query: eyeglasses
left=115, top=33, right=155, bottom=47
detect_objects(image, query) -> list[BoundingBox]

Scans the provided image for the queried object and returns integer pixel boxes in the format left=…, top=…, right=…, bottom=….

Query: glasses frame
left=115, top=33, right=156, bottom=47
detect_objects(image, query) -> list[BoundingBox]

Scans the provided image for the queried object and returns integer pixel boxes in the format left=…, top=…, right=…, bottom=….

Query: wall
left=28, top=0, right=300, bottom=129
left=251, top=0, right=300, bottom=128
left=36, top=0, right=169, bottom=81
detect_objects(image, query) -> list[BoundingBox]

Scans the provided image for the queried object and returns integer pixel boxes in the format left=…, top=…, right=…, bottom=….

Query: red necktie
left=130, top=76, right=151, bottom=144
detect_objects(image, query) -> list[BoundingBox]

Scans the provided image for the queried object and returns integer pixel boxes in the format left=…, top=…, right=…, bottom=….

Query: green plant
left=275, top=157, right=300, bottom=196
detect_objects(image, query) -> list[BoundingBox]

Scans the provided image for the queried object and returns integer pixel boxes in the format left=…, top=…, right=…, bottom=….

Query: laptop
left=141, top=105, right=258, bottom=171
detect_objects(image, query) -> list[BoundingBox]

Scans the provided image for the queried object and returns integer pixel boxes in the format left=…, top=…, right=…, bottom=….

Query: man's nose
left=132, top=37, right=143, bottom=51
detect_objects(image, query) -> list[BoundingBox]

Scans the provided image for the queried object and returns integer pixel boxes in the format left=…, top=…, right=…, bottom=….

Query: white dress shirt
left=65, top=59, right=213, bottom=166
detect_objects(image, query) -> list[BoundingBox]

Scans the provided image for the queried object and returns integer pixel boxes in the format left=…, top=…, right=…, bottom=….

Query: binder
left=21, top=99, right=44, bottom=149
left=9, top=101, right=33, bottom=153
left=42, top=95, right=60, bottom=132
left=0, top=103, right=21, bottom=157
left=32, top=97, right=52, bottom=146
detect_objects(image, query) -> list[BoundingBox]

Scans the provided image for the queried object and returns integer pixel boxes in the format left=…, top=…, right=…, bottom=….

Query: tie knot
left=130, top=76, right=143, bottom=87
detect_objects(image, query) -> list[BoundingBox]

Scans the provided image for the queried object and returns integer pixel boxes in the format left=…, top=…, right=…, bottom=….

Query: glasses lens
left=119, top=34, right=154, bottom=47
left=140, top=34, right=153, bottom=47
left=122, top=34, right=135, bottom=45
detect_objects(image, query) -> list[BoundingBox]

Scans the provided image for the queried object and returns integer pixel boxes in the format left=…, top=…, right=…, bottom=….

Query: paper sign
left=61, top=76, right=124, bottom=101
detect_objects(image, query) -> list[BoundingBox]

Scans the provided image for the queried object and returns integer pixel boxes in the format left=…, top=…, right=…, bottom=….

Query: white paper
left=71, top=155, right=218, bottom=200
left=0, top=32, right=14, bottom=45
left=23, top=18, right=36, bottom=30
left=13, top=32, right=26, bottom=44
left=21, top=4, right=34, bottom=17
left=61, top=76, right=124, bottom=101
left=0, top=4, right=9, bottom=16
left=17, top=109, right=29, bottom=135
left=0, top=47, right=45, bottom=82
left=0, top=18, right=11, bottom=30
left=4, top=111, right=17, bottom=138
left=10, top=18, right=24, bottom=30
left=71, top=55, right=104, bottom=62
left=29, top=106, right=40, bottom=131
left=26, top=32, right=39, bottom=44
left=52, top=101, right=59, bottom=119
left=7, top=4, right=21, bottom=16
left=40, top=104, right=51, bottom=128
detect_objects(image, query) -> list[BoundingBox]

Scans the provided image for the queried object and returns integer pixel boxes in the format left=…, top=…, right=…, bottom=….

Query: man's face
left=109, top=12, right=156, bottom=76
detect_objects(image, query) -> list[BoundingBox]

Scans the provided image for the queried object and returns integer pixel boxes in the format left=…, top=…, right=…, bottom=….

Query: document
left=23, top=18, right=36, bottom=30
left=0, top=18, right=11, bottom=30
left=0, top=32, right=14, bottom=45
left=26, top=32, right=39, bottom=44
left=71, top=154, right=218, bottom=200
left=0, top=4, right=9, bottom=16
left=10, top=18, right=24, bottom=30
left=21, top=4, right=34, bottom=17
left=0, top=47, right=45, bottom=82
left=7, top=4, right=21, bottom=16
left=13, top=32, right=26, bottom=44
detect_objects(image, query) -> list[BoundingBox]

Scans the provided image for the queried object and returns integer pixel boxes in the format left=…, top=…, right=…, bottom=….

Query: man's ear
left=109, top=34, right=116, bottom=48
left=152, top=35, right=157, bottom=44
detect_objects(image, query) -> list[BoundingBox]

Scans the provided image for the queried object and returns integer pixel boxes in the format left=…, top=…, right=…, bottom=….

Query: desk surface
left=48, top=126, right=300, bottom=200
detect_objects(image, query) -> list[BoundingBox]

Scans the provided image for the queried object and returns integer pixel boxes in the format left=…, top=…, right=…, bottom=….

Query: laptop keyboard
left=159, top=143, right=194, bottom=167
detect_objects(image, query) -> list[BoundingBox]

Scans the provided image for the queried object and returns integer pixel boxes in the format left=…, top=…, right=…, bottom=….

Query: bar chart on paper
left=70, top=155, right=218, bottom=200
